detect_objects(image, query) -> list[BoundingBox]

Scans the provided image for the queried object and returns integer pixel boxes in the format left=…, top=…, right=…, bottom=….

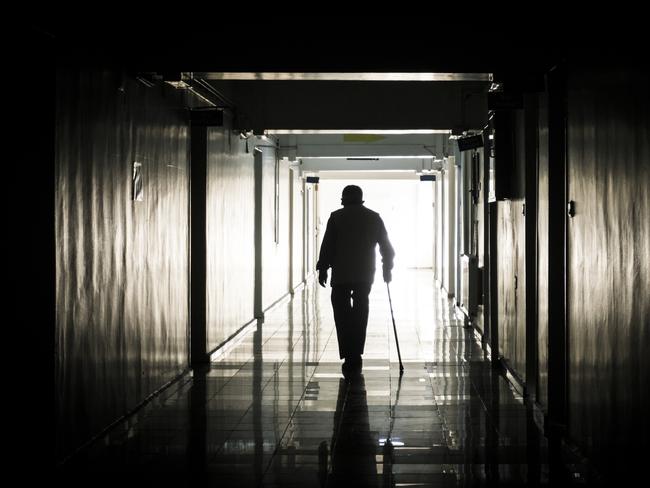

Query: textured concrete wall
left=291, top=170, right=305, bottom=288
left=496, top=110, right=527, bottom=381
left=56, top=75, right=301, bottom=460
left=305, top=185, right=316, bottom=276
left=261, top=145, right=291, bottom=309
left=55, top=70, right=191, bottom=459
left=566, top=63, right=649, bottom=472
left=475, top=148, right=486, bottom=333
left=443, top=161, right=456, bottom=296
left=496, top=199, right=526, bottom=380
left=205, top=124, right=255, bottom=351
left=536, top=92, right=549, bottom=408
left=435, top=177, right=444, bottom=284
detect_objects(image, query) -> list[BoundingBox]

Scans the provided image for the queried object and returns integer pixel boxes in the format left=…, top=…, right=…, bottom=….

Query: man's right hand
left=318, top=269, right=328, bottom=288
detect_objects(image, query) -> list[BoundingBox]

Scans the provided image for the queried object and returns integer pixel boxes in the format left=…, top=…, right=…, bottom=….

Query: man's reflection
left=328, top=374, right=377, bottom=487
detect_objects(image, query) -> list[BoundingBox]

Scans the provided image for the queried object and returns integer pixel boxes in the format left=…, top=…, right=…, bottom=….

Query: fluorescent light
left=306, top=155, right=435, bottom=159
left=266, top=129, right=452, bottom=135
left=197, top=72, right=492, bottom=82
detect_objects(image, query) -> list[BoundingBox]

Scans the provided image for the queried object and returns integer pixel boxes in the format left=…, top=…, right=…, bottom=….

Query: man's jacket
left=316, top=204, right=395, bottom=285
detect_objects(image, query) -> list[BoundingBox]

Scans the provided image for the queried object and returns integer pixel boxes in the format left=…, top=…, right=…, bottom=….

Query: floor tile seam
left=448, top=330, right=507, bottom=443
left=422, top=298, right=472, bottom=453
left=259, top=324, right=338, bottom=481
left=218, top=311, right=313, bottom=393
left=211, top=399, right=258, bottom=459
left=252, top=291, right=312, bottom=351
left=443, top=321, right=496, bottom=421
left=254, top=328, right=329, bottom=397
left=209, top=332, right=307, bottom=459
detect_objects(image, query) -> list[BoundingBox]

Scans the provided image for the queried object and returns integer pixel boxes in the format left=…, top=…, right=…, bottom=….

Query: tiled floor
left=60, top=269, right=586, bottom=487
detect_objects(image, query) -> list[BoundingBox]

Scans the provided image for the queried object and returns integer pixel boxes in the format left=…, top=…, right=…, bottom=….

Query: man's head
left=341, top=185, right=364, bottom=206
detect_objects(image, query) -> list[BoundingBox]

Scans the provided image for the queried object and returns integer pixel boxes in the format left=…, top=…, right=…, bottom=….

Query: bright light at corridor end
left=197, top=72, right=492, bottom=82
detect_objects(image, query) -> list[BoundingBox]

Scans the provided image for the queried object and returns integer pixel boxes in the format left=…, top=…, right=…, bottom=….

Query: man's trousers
left=331, top=283, right=372, bottom=360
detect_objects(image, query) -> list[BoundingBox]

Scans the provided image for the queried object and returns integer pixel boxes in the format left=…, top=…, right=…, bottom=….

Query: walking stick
left=386, top=283, right=404, bottom=375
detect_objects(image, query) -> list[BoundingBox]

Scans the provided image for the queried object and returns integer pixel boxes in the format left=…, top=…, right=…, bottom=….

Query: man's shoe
left=342, top=355, right=362, bottom=374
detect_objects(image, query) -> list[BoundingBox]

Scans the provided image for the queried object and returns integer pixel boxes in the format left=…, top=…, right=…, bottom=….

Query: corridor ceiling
left=197, top=74, right=490, bottom=132
left=45, top=22, right=564, bottom=173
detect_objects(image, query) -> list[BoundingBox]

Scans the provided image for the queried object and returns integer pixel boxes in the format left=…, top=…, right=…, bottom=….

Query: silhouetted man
left=317, top=185, right=395, bottom=374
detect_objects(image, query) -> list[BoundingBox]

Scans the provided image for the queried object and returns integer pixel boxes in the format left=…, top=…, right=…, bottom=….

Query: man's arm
left=316, top=215, right=336, bottom=287
left=378, top=217, right=395, bottom=283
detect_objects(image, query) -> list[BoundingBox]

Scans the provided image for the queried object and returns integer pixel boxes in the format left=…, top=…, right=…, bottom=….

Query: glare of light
left=165, top=80, right=190, bottom=89
left=164, top=80, right=217, bottom=107
left=318, top=179, right=434, bottom=269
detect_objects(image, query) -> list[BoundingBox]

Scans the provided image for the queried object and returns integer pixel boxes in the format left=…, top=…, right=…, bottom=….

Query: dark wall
left=205, top=124, right=255, bottom=350
left=566, top=62, right=650, bottom=474
left=496, top=109, right=527, bottom=381
left=496, top=199, right=526, bottom=379
left=55, top=70, right=192, bottom=459
left=15, top=26, right=56, bottom=467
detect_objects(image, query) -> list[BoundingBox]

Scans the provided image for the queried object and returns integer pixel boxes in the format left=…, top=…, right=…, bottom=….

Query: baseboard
left=530, top=400, right=546, bottom=432
left=208, top=291, right=295, bottom=362
left=208, top=317, right=259, bottom=362
left=470, top=324, right=526, bottom=397
left=292, top=281, right=306, bottom=294
left=498, top=357, right=527, bottom=397
left=473, top=327, right=492, bottom=361
left=264, top=291, right=293, bottom=315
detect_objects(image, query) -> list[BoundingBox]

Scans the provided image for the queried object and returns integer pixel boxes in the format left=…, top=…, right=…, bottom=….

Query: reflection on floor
left=60, top=269, right=588, bottom=487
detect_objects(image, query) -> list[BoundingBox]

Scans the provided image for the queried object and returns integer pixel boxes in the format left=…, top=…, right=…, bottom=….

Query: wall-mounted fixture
left=456, top=134, right=484, bottom=152
left=132, top=162, right=143, bottom=202
left=567, top=200, right=576, bottom=218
